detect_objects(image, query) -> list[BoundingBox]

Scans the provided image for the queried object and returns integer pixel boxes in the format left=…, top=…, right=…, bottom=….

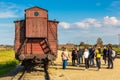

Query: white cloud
left=0, top=11, right=17, bottom=18
left=103, top=16, right=120, bottom=26
left=74, top=18, right=102, bottom=29
left=0, top=2, right=27, bottom=18
left=59, top=16, right=120, bottom=29
left=74, top=22, right=89, bottom=29
left=59, top=22, right=70, bottom=29
left=0, top=2, right=18, bottom=18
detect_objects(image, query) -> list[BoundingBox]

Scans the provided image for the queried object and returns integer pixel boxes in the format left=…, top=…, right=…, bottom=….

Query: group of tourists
left=61, top=45, right=116, bottom=71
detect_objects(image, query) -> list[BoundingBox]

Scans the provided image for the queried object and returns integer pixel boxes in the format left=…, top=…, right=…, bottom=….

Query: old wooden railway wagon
left=14, top=6, right=59, bottom=67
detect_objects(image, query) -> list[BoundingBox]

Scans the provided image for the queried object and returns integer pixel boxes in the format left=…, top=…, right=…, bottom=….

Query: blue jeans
left=63, top=60, right=67, bottom=69
left=90, top=58, right=94, bottom=65
left=108, top=57, right=113, bottom=68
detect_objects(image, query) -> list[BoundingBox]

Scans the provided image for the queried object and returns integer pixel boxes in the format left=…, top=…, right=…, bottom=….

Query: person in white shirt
left=83, top=48, right=89, bottom=70
left=61, top=48, right=69, bottom=69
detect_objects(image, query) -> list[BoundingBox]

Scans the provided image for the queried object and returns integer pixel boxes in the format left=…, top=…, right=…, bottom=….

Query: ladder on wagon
left=39, top=38, right=55, bottom=61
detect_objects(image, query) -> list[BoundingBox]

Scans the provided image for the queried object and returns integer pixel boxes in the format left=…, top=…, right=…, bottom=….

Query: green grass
left=113, top=48, right=120, bottom=55
left=0, top=49, right=19, bottom=77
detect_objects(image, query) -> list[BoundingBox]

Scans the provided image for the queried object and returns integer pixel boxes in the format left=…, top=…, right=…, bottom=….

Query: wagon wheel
left=22, top=60, right=34, bottom=72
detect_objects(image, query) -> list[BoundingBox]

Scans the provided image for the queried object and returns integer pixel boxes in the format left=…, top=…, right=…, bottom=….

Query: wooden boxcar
left=14, top=6, right=59, bottom=67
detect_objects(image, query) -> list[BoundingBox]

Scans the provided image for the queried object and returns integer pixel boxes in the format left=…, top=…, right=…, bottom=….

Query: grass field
left=0, top=49, right=19, bottom=77
left=113, top=48, right=120, bottom=55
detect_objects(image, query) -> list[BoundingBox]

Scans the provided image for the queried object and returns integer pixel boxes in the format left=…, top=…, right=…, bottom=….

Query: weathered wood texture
left=48, top=21, right=58, bottom=55
left=14, top=20, right=25, bottom=53
left=25, top=7, right=48, bottom=38
left=14, top=6, right=59, bottom=60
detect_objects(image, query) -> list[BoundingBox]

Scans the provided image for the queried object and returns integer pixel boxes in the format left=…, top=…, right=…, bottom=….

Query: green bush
left=113, top=48, right=120, bottom=55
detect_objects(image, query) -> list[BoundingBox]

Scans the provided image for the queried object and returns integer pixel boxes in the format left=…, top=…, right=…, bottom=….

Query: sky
left=0, top=0, right=120, bottom=45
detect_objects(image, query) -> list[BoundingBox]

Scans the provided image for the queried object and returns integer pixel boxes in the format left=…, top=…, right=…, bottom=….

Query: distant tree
left=84, top=44, right=89, bottom=48
left=0, top=44, right=4, bottom=46
left=79, top=42, right=90, bottom=48
left=97, top=37, right=103, bottom=47
left=61, top=46, right=66, bottom=51
left=112, top=44, right=118, bottom=48
left=79, top=42, right=85, bottom=46
left=107, top=43, right=112, bottom=47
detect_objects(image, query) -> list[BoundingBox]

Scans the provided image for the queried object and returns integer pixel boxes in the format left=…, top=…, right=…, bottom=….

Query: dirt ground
left=0, top=50, right=120, bottom=80
left=49, top=50, right=120, bottom=80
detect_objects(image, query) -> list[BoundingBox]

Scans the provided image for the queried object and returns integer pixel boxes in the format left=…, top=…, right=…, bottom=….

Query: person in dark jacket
left=71, top=48, right=78, bottom=66
left=103, top=46, right=108, bottom=65
left=107, top=45, right=114, bottom=69
left=89, top=46, right=95, bottom=66
left=77, top=46, right=84, bottom=66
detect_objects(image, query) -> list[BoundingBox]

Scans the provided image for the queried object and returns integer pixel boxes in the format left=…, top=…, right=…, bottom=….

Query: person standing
left=95, top=45, right=101, bottom=71
left=61, top=48, right=69, bottom=70
left=83, top=48, right=89, bottom=70
left=103, top=46, right=108, bottom=65
left=88, top=46, right=94, bottom=66
left=89, top=46, right=95, bottom=66
left=107, top=45, right=114, bottom=69
left=77, top=46, right=84, bottom=66
left=71, top=48, right=78, bottom=66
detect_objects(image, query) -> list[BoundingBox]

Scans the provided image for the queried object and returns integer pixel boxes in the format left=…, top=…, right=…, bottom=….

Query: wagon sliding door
left=48, top=21, right=58, bottom=55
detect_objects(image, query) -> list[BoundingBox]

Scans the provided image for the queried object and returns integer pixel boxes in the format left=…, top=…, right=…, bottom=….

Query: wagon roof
left=14, top=20, right=24, bottom=23
left=49, top=20, right=59, bottom=23
left=25, top=6, right=48, bottom=12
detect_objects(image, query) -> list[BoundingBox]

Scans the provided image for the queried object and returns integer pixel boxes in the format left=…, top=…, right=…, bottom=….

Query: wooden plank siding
left=25, top=7, right=48, bottom=38
left=48, top=21, right=58, bottom=54
left=14, top=20, right=25, bottom=53
left=25, top=39, right=44, bottom=54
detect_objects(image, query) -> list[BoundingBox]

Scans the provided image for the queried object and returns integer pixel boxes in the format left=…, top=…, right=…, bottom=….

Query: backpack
left=112, top=50, right=116, bottom=59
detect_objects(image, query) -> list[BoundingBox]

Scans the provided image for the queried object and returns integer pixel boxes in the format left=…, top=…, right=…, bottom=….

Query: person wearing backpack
left=111, top=49, right=116, bottom=60
left=107, top=45, right=114, bottom=69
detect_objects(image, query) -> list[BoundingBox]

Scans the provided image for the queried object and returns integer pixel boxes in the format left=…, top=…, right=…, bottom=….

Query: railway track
left=10, top=66, right=50, bottom=80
